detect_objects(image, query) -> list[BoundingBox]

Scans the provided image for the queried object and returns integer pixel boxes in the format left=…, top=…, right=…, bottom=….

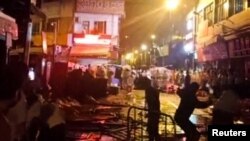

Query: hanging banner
left=158, top=45, right=169, bottom=57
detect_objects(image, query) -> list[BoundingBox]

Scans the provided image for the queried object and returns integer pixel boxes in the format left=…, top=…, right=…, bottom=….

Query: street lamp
left=151, top=34, right=156, bottom=40
left=51, top=22, right=58, bottom=65
left=165, top=0, right=180, bottom=10
left=141, top=44, right=147, bottom=51
left=125, top=52, right=133, bottom=65
left=141, top=44, right=147, bottom=66
left=134, top=50, right=139, bottom=54
left=150, top=34, right=157, bottom=65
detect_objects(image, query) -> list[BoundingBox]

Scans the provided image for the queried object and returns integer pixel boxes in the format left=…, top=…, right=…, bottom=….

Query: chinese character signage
left=76, top=0, right=125, bottom=15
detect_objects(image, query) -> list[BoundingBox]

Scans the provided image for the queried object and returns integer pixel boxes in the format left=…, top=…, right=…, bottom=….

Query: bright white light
left=187, top=19, right=193, bottom=30
left=185, top=33, right=193, bottom=40
left=223, top=1, right=229, bottom=10
left=141, top=44, right=147, bottom=51
left=151, top=34, right=156, bottom=40
left=28, top=68, right=35, bottom=81
left=125, top=53, right=132, bottom=60
left=134, top=50, right=139, bottom=54
left=184, top=42, right=194, bottom=53
left=165, top=0, right=180, bottom=10
left=42, top=59, right=46, bottom=67
left=194, top=52, right=198, bottom=59
left=74, top=34, right=111, bottom=45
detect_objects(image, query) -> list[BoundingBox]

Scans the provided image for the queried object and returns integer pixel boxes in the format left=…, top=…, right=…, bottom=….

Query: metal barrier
left=127, top=106, right=177, bottom=141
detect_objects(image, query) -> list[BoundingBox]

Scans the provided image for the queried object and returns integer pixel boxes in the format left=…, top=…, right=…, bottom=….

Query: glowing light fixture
left=165, top=0, right=180, bottom=10
left=134, top=50, right=139, bottom=54
left=187, top=19, right=193, bottom=30
left=184, top=42, right=194, bottom=53
left=125, top=53, right=133, bottom=60
left=141, top=44, right=147, bottom=51
left=74, top=34, right=111, bottom=45
left=151, top=34, right=156, bottom=40
left=223, top=1, right=229, bottom=10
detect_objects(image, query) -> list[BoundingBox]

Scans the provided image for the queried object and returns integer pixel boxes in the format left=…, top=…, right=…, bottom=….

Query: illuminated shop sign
left=73, top=34, right=111, bottom=45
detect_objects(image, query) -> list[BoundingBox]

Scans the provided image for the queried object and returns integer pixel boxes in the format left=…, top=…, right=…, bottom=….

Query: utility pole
left=52, top=22, right=58, bottom=65
left=23, top=0, right=32, bottom=65
left=24, top=22, right=33, bottom=65
left=193, top=1, right=199, bottom=72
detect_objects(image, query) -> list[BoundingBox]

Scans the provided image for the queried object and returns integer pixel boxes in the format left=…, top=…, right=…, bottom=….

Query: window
left=214, top=0, right=228, bottom=23
left=82, top=21, right=90, bottom=34
left=204, top=3, right=214, bottom=25
left=229, top=0, right=245, bottom=16
left=90, top=21, right=106, bottom=34
left=235, top=0, right=244, bottom=13
left=32, top=23, right=41, bottom=35
left=47, top=18, right=59, bottom=32
left=248, top=0, right=250, bottom=7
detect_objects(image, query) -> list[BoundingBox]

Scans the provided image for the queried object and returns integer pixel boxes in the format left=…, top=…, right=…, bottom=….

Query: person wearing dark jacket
left=38, top=103, right=66, bottom=141
left=145, top=77, right=160, bottom=141
left=174, top=82, right=200, bottom=141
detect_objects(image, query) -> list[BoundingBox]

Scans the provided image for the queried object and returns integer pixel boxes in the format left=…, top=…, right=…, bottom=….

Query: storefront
left=227, top=34, right=250, bottom=77
left=72, top=0, right=124, bottom=65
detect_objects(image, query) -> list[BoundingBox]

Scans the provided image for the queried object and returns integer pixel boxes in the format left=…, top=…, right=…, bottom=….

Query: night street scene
left=1, top=0, right=250, bottom=141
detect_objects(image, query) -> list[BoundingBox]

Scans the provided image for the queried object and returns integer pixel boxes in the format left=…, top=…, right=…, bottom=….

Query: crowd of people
left=0, top=62, right=66, bottom=141
left=1, top=61, right=250, bottom=141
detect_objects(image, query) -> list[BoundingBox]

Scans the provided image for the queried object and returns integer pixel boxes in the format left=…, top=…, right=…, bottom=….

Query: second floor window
left=32, top=23, right=41, bottom=35
left=229, top=0, right=245, bottom=16
left=204, top=3, right=214, bottom=25
left=235, top=0, right=244, bottom=13
left=47, top=18, right=59, bottom=32
left=90, top=21, right=106, bottom=35
left=215, top=0, right=228, bottom=23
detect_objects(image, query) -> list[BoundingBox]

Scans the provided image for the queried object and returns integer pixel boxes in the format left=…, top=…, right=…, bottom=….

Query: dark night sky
left=120, top=0, right=197, bottom=51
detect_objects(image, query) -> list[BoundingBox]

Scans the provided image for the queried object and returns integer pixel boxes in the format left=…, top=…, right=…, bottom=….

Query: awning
left=9, top=46, right=53, bottom=55
left=70, top=44, right=111, bottom=58
left=9, top=47, right=43, bottom=55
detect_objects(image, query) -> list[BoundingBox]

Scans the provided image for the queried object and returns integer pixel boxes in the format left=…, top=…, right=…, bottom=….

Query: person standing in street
left=174, top=82, right=201, bottom=141
left=145, top=76, right=160, bottom=141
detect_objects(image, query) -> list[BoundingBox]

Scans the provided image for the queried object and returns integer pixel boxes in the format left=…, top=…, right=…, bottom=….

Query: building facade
left=32, top=0, right=74, bottom=47
left=31, top=0, right=124, bottom=66
left=71, top=0, right=124, bottom=65
left=185, top=0, right=250, bottom=77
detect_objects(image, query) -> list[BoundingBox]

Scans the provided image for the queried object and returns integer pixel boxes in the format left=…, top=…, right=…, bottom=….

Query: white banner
left=158, top=45, right=169, bottom=57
